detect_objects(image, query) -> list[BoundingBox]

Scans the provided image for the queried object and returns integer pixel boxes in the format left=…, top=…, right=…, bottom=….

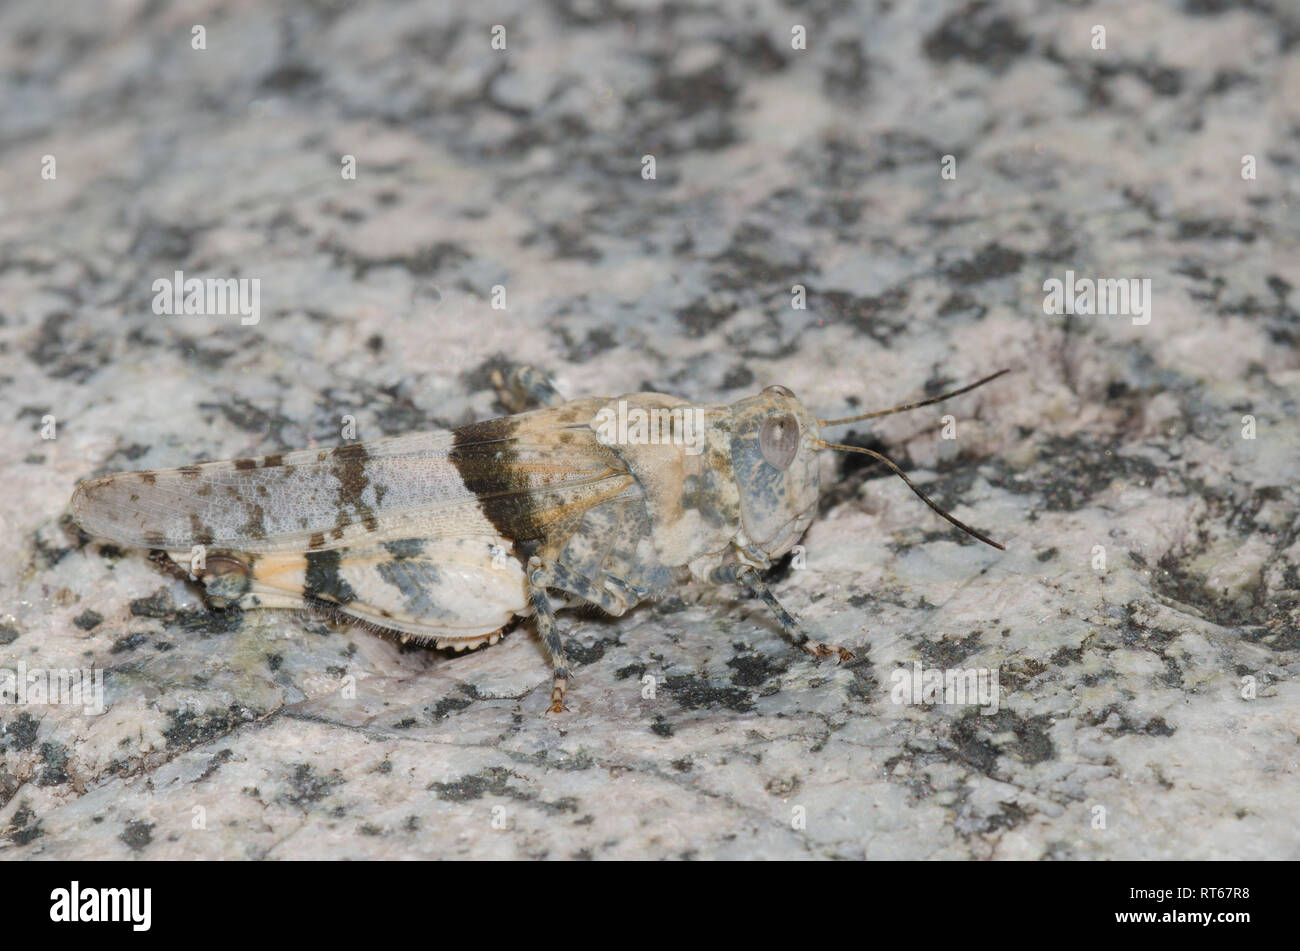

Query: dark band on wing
left=331, top=442, right=379, bottom=536
left=449, top=416, right=550, bottom=543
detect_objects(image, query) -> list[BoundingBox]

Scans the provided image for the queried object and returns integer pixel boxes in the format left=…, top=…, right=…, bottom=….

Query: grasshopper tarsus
left=493, top=363, right=566, bottom=413
left=803, top=642, right=856, bottom=664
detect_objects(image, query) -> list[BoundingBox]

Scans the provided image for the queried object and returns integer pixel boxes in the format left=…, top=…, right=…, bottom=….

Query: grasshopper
left=70, top=366, right=1007, bottom=712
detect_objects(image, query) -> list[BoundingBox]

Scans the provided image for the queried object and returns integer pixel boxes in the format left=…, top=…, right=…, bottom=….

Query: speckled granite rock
left=1, top=0, right=1297, bottom=860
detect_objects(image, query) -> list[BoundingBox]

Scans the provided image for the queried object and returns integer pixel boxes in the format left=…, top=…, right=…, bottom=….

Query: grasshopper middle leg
left=526, top=556, right=572, bottom=713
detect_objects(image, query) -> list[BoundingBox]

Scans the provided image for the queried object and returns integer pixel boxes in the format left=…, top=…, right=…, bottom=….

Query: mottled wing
left=71, top=399, right=636, bottom=554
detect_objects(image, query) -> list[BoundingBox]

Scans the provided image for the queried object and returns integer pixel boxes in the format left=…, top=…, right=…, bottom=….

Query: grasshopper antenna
left=817, top=369, right=1010, bottom=427
left=813, top=439, right=1006, bottom=551
left=815, top=369, right=1009, bottom=548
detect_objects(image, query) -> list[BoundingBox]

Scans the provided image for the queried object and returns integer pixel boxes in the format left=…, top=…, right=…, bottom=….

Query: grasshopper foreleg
left=711, top=563, right=855, bottom=663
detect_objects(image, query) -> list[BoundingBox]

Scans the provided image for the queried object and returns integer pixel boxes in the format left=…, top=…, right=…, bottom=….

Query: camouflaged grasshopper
left=70, top=366, right=1007, bottom=712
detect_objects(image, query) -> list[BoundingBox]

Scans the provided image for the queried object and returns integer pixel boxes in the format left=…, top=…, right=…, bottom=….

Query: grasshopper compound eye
left=762, top=384, right=796, bottom=399
left=759, top=412, right=800, bottom=469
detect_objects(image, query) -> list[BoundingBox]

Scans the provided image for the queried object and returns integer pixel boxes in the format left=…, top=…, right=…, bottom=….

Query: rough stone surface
left=1, top=0, right=1297, bottom=859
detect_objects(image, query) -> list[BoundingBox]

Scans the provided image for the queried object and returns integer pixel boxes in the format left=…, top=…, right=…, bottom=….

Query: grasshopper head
left=728, top=385, right=824, bottom=561
left=729, top=370, right=1011, bottom=565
